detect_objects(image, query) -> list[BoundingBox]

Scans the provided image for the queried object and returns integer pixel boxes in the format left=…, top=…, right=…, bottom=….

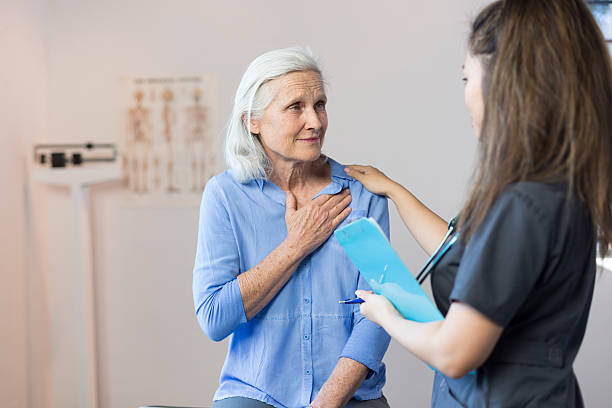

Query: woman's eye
left=315, top=101, right=326, bottom=110
left=462, top=77, right=468, bottom=84
left=289, top=103, right=301, bottom=111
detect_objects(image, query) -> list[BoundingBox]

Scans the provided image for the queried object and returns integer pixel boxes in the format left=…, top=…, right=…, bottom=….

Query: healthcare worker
left=348, top=0, right=612, bottom=406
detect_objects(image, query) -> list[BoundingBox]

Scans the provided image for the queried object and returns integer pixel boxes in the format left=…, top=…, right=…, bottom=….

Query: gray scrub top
left=430, top=181, right=596, bottom=407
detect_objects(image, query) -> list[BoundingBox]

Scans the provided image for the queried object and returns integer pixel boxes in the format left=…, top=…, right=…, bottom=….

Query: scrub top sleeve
left=449, top=189, right=551, bottom=327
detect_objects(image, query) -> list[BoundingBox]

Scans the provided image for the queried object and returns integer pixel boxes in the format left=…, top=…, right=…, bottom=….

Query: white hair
left=225, top=46, right=324, bottom=183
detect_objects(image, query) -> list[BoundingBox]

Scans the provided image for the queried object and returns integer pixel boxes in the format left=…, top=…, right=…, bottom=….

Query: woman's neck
left=269, top=156, right=330, bottom=193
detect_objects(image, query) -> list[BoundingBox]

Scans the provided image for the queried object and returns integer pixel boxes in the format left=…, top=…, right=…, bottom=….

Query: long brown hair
left=459, top=0, right=612, bottom=255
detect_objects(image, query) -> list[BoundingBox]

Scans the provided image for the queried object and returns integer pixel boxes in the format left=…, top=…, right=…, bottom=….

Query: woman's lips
left=298, top=137, right=320, bottom=143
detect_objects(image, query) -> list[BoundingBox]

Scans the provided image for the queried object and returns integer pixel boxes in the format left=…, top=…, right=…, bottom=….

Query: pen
left=338, top=297, right=365, bottom=304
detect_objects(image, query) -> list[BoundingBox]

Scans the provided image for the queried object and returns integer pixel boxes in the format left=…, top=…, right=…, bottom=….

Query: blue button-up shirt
left=193, top=158, right=391, bottom=408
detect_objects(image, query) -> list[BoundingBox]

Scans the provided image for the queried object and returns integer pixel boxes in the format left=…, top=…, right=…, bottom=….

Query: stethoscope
left=415, top=216, right=459, bottom=285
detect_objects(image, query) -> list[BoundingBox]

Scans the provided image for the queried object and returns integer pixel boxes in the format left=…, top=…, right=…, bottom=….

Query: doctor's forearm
left=376, top=315, right=460, bottom=376
left=387, top=182, right=447, bottom=255
left=377, top=303, right=502, bottom=379
left=377, top=313, right=483, bottom=379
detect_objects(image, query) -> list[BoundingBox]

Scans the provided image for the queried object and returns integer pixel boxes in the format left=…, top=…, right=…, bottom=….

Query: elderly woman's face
left=251, top=70, right=327, bottom=165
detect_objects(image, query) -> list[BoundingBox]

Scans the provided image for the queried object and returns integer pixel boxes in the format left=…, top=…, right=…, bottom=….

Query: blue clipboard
left=334, top=217, right=443, bottom=323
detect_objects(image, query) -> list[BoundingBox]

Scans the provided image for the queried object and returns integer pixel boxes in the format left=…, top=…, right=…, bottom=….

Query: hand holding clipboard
left=334, top=217, right=443, bottom=323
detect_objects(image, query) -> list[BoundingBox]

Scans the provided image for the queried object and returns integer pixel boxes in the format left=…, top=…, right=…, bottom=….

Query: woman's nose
left=304, top=106, right=322, bottom=130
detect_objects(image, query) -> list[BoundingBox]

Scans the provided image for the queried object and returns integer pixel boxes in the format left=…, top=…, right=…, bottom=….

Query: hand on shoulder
left=344, top=165, right=396, bottom=197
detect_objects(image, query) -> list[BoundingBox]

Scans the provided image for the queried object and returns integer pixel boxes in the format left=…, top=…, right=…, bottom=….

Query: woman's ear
left=242, top=114, right=260, bottom=135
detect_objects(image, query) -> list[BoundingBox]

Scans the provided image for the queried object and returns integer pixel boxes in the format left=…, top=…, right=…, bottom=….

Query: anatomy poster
left=120, top=75, right=220, bottom=205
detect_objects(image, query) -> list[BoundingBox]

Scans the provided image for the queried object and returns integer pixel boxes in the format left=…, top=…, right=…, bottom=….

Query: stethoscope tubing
left=416, top=217, right=458, bottom=285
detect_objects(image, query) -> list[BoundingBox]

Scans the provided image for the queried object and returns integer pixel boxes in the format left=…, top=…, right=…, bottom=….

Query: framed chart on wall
left=119, top=75, right=220, bottom=206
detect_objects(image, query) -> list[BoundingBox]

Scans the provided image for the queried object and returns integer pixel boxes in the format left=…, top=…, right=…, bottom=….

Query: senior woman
left=192, top=47, right=391, bottom=408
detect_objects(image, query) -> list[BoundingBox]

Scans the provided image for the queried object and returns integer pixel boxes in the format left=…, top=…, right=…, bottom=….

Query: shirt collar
left=254, top=157, right=354, bottom=188
left=313, top=158, right=353, bottom=198
left=253, top=157, right=355, bottom=202
left=328, top=157, right=354, bottom=182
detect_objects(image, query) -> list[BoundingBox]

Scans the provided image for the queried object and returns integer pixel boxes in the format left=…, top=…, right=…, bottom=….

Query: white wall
left=5, top=0, right=612, bottom=407
left=0, top=1, right=50, bottom=408
left=0, top=5, right=29, bottom=403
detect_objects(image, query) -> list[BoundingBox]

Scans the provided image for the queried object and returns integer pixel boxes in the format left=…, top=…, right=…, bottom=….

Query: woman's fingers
left=311, top=190, right=351, bottom=222
left=323, top=191, right=352, bottom=217
left=345, top=165, right=372, bottom=185
left=311, top=192, right=334, bottom=206
left=332, top=206, right=352, bottom=229
left=355, top=290, right=374, bottom=300
left=285, top=188, right=353, bottom=256
left=344, top=165, right=393, bottom=196
left=356, top=290, right=403, bottom=325
left=356, top=290, right=386, bottom=324
left=285, top=189, right=348, bottom=253
left=356, top=290, right=377, bottom=321
left=345, top=164, right=369, bottom=175
left=315, top=189, right=348, bottom=209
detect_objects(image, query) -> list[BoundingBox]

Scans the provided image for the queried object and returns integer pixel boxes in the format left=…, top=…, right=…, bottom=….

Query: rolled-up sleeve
left=193, top=177, right=247, bottom=341
left=340, top=194, right=391, bottom=375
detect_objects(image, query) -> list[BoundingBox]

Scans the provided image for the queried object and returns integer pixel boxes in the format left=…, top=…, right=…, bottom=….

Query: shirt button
left=304, top=298, right=310, bottom=304
left=305, top=370, right=311, bottom=375
left=304, top=335, right=309, bottom=340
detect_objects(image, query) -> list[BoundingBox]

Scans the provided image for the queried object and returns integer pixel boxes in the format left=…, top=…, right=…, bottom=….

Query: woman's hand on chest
left=284, top=189, right=353, bottom=257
